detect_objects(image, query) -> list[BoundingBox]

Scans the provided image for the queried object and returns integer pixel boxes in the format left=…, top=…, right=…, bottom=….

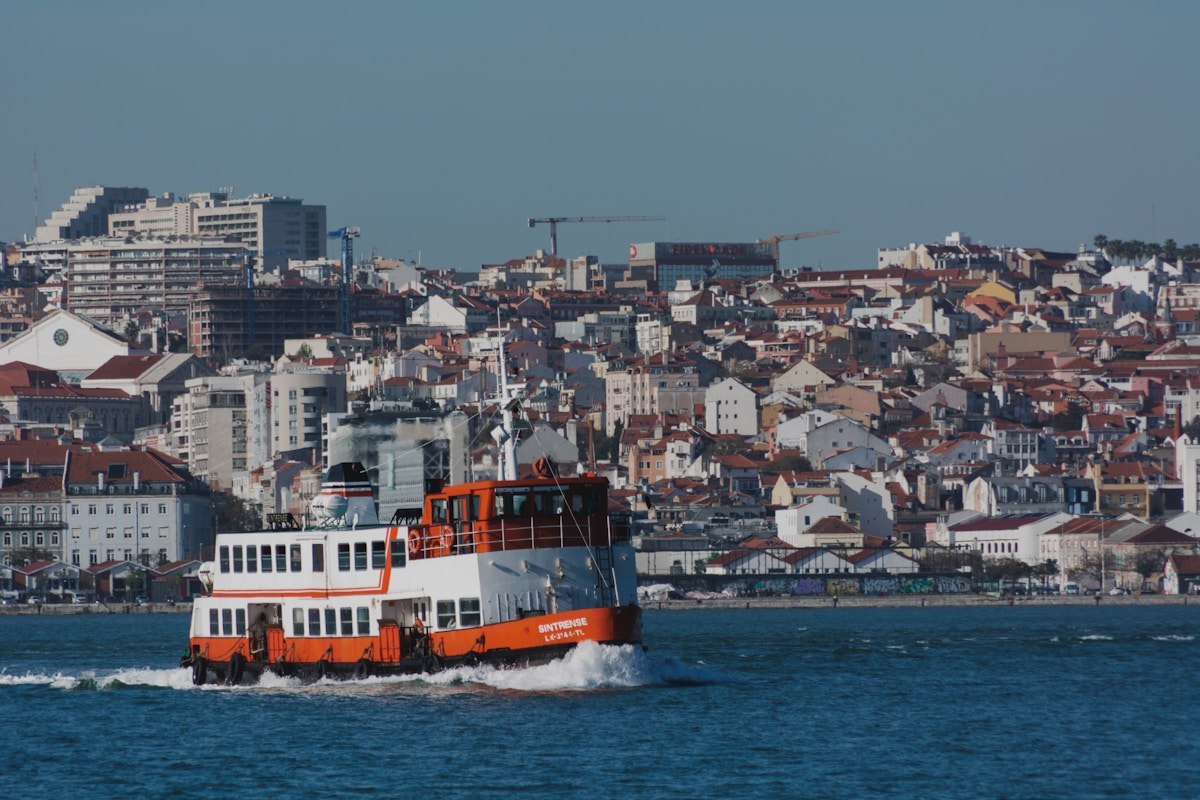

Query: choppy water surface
left=1, top=605, right=1197, bottom=799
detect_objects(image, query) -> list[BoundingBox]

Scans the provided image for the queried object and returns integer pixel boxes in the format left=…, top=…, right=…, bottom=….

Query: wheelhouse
left=410, top=475, right=622, bottom=558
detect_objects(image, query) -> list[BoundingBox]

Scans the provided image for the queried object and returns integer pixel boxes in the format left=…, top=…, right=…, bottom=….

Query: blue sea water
left=1, top=605, right=1197, bottom=800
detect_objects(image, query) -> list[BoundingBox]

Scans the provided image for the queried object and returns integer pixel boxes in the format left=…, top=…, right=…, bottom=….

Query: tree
left=1031, top=559, right=1060, bottom=591
left=213, top=492, right=261, bottom=533
left=123, top=319, right=140, bottom=342
left=9, top=546, right=54, bottom=568
left=1133, top=548, right=1169, bottom=593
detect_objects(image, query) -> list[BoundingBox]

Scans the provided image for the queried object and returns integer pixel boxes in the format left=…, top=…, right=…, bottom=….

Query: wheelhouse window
left=436, top=600, right=457, bottom=629
left=338, top=543, right=351, bottom=571
left=494, top=488, right=530, bottom=518
left=533, top=488, right=566, bottom=516
left=459, top=598, right=481, bottom=628
left=430, top=498, right=447, bottom=524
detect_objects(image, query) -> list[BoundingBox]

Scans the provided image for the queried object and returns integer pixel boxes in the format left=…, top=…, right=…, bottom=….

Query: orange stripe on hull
left=186, top=605, right=642, bottom=674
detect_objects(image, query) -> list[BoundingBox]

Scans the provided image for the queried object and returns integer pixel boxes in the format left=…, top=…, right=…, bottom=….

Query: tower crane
left=328, top=226, right=360, bottom=335
left=526, top=215, right=666, bottom=256
left=757, top=229, right=838, bottom=266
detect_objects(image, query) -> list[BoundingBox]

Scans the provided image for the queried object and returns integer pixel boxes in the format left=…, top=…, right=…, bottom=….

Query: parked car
left=26, top=595, right=43, bottom=605
left=134, top=595, right=150, bottom=605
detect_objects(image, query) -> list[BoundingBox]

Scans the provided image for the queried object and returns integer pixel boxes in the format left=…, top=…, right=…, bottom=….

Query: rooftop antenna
left=32, top=151, right=39, bottom=233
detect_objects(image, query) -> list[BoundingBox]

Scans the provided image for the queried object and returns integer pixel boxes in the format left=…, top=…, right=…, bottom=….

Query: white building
left=704, top=378, right=758, bottom=436
left=775, top=495, right=848, bottom=546
left=0, top=309, right=143, bottom=377
left=63, top=447, right=213, bottom=566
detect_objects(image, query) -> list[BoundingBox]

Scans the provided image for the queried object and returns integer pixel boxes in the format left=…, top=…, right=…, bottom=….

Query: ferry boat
left=181, top=362, right=641, bottom=684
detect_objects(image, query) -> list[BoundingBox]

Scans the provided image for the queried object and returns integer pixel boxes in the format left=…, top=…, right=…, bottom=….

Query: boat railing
left=408, top=512, right=630, bottom=559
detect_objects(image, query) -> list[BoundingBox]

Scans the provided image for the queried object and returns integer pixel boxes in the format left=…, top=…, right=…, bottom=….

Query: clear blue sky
left=3, top=1, right=1197, bottom=273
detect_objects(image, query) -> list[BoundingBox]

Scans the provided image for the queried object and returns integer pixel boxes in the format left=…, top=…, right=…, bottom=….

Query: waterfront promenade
left=4, top=593, right=1195, bottom=616
left=644, top=592, right=1197, bottom=611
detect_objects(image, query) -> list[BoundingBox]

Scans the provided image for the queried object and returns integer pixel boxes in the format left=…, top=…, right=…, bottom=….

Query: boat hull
left=184, top=603, right=642, bottom=684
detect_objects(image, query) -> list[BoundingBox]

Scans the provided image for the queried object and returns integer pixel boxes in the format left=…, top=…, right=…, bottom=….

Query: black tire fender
left=228, top=652, right=246, bottom=685
left=192, top=657, right=207, bottom=686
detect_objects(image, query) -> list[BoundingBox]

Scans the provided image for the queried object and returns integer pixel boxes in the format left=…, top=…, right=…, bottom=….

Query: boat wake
left=0, top=642, right=734, bottom=693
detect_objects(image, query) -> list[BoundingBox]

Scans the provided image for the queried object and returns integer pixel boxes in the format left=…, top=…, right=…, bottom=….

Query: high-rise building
left=108, top=192, right=326, bottom=271
left=65, top=235, right=245, bottom=329
left=35, top=186, right=150, bottom=243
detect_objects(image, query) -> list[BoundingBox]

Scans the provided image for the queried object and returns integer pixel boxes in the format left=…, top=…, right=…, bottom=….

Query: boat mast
left=495, top=316, right=519, bottom=481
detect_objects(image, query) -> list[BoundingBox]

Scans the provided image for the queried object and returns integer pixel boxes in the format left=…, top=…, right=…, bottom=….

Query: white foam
left=3, top=642, right=734, bottom=694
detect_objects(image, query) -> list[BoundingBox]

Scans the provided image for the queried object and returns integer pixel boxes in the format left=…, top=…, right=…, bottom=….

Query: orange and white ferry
left=182, top=460, right=642, bottom=684
left=182, top=354, right=641, bottom=683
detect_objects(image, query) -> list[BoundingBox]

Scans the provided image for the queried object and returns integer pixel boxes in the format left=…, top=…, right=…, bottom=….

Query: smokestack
left=133, top=471, right=140, bottom=492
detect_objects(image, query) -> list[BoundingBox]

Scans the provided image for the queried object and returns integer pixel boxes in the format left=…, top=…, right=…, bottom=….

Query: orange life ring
left=408, top=532, right=421, bottom=556
left=439, top=527, right=454, bottom=552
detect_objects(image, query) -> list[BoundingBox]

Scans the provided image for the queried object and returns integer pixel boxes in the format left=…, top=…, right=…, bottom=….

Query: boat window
left=246, top=546, right=257, bottom=573
left=340, top=607, right=353, bottom=636
left=308, top=608, right=321, bottom=636
left=261, top=546, right=272, bottom=573
left=325, top=609, right=336, bottom=637
left=219, top=546, right=229, bottom=573
left=390, top=540, right=406, bottom=568
left=311, top=543, right=324, bottom=572
left=337, top=543, right=350, bottom=571
left=354, top=542, right=367, bottom=571
left=494, top=488, right=530, bottom=518
left=371, top=541, right=386, bottom=569
left=275, top=545, right=287, bottom=573
left=357, top=607, right=370, bottom=635
left=436, top=600, right=456, bottom=629
left=292, top=608, right=304, bottom=636
left=450, top=496, right=474, bottom=523
left=430, top=499, right=447, bottom=524
left=290, top=544, right=302, bottom=572
left=236, top=608, right=246, bottom=635
left=459, top=598, right=481, bottom=628
left=222, top=609, right=233, bottom=636
left=232, top=545, right=244, bottom=573
left=534, top=488, right=567, bottom=516
left=208, top=608, right=218, bottom=636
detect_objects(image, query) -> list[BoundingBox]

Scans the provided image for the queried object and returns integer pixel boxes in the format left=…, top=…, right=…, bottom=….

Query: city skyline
left=2, top=1, right=1197, bottom=272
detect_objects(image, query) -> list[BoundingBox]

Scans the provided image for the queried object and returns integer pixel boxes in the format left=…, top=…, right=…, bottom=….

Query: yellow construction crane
left=527, top=215, right=666, bottom=256
left=757, top=229, right=838, bottom=265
